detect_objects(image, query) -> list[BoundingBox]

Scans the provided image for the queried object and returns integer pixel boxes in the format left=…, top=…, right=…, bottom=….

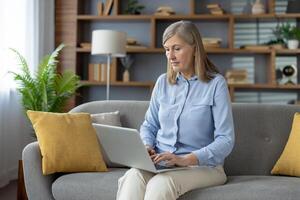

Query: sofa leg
left=17, top=160, right=28, bottom=200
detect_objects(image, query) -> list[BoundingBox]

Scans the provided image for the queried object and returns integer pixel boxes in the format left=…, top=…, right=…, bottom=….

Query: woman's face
left=163, top=34, right=195, bottom=76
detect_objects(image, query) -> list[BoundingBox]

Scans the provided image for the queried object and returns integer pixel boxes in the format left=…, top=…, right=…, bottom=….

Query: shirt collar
left=176, top=72, right=198, bottom=82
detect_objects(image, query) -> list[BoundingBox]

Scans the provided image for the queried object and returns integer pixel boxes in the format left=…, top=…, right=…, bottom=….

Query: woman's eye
left=175, top=48, right=180, bottom=51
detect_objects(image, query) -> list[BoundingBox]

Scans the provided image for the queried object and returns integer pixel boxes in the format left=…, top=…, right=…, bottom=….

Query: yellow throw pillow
left=27, top=110, right=108, bottom=175
left=271, top=112, right=300, bottom=177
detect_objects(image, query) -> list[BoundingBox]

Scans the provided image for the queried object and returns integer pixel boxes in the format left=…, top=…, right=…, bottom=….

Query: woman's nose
left=169, top=50, right=175, bottom=59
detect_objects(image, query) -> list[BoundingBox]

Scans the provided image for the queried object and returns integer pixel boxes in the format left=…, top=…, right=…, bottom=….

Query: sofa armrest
left=22, top=142, right=56, bottom=200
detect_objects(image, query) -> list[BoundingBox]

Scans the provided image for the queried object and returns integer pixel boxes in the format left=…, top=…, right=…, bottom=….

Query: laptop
left=93, top=123, right=195, bottom=173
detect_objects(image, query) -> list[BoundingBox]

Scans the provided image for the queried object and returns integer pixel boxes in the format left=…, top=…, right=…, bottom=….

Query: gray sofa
left=23, top=101, right=300, bottom=200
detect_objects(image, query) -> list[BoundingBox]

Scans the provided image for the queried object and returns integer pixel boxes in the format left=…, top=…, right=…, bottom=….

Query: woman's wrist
left=183, top=153, right=199, bottom=166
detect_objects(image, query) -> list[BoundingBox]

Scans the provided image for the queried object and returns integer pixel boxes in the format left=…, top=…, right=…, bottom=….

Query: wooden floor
left=0, top=180, right=17, bottom=200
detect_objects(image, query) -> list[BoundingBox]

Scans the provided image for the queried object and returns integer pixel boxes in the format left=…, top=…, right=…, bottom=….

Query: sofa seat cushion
left=52, top=168, right=128, bottom=200
left=52, top=172, right=300, bottom=200
left=179, top=175, right=300, bottom=200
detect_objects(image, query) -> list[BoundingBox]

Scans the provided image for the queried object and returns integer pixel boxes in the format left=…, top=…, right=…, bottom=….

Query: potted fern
left=277, top=23, right=300, bottom=49
left=10, top=43, right=81, bottom=113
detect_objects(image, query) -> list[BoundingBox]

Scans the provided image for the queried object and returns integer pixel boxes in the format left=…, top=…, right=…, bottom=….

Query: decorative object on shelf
left=80, top=42, right=91, bottom=49
left=276, top=23, right=300, bottom=49
left=251, top=0, right=265, bottom=14
left=97, top=1, right=103, bottom=15
left=92, top=30, right=126, bottom=100
left=124, top=0, right=145, bottom=15
left=103, top=0, right=114, bottom=15
left=225, top=69, right=248, bottom=84
left=120, top=55, right=134, bottom=82
left=154, top=6, right=175, bottom=16
left=202, top=37, right=222, bottom=48
left=206, top=3, right=224, bottom=15
left=126, top=37, right=147, bottom=49
left=282, top=64, right=297, bottom=85
left=10, top=43, right=81, bottom=114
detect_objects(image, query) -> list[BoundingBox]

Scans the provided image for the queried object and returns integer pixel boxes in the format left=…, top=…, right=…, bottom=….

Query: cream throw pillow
left=91, top=110, right=122, bottom=126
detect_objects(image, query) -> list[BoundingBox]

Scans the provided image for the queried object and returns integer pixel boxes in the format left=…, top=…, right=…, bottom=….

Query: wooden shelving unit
left=80, top=80, right=154, bottom=90
left=55, top=0, right=300, bottom=108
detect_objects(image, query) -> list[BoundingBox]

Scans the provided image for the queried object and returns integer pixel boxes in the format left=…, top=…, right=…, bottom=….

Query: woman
left=117, top=20, right=235, bottom=200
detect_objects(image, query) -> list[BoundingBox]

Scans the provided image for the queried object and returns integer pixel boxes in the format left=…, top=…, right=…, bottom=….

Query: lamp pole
left=106, top=54, right=111, bottom=100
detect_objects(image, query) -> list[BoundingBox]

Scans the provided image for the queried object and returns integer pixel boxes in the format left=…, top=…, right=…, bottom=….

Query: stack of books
left=206, top=4, right=224, bottom=15
left=202, top=37, right=222, bottom=48
left=225, top=69, right=248, bottom=84
left=88, top=60, right=117, bottom=82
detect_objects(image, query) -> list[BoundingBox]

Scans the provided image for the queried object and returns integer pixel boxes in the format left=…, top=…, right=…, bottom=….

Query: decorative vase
left=287, top=40, right=299, bottom=49
left=123, top=69, right=130, bottom=82
left=251, top=0, right=265, bottom=14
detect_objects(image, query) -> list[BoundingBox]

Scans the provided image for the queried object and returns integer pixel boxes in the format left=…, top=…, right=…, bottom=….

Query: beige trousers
left=116, top=165, right=227, bottom=200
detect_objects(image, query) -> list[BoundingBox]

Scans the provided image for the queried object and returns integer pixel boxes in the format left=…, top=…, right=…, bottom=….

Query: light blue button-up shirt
left=140, top=73, right=235, bottom=167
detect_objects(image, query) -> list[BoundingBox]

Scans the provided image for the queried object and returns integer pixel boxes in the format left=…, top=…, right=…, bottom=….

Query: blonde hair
left=162, top=20, right=219, bottom=84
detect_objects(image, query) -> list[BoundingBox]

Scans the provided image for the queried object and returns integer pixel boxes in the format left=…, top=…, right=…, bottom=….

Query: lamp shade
left=91, top=30, right=127, bottom=57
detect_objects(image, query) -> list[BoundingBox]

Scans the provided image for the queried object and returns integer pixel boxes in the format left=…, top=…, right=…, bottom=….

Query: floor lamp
left=91, top=30, right=127, bottom=100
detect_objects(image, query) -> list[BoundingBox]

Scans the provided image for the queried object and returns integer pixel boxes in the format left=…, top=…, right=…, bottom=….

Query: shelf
left=80, top=80, right=155, bottom=88
left=231, top=13, right=300, bottom=19
left=77, top=47, right=300, bottom=54
left=76, top=47, right=163, bottom=53
left=77, top=15, right=152, bottom=21
left=77, top=14, right=300, bottom=21
left=275, top=49, right=300, bottom=54
left=154, top=14, right=231, bottom=21
left=229, top=84, right=300, bottom=90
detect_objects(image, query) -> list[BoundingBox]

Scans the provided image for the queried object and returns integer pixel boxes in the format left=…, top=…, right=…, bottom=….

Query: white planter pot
left=287, top=40, right=299, bottom=49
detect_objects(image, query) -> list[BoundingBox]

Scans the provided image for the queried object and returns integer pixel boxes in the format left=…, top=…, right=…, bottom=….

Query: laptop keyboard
left=155, top=163, right=174, bottom=170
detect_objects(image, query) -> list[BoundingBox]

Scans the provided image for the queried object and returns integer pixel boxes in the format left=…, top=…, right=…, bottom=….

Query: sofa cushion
left=271, top=112, right=300, bottom=177
left=27, top=110, right=107, bottom=175
left=52, top=168, right=128, bottom=200
left=180, top=175, right=300, bottom=200
left=91, top=110, right=122, bottom=127
left=52, top=170, right=300, bottom=200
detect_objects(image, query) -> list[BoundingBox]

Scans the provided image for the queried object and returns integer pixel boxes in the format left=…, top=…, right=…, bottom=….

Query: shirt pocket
left=188, top=99, right=213, bottom=122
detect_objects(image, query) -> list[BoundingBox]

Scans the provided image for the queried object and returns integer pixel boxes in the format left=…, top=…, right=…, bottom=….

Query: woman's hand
left=151, top=152, right=199, bottom=167
left=145, top=145, right=156, bottom=156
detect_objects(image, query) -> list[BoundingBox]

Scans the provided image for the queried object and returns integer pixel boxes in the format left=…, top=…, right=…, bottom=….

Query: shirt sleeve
left=192, top=76, right=235, bottom=166
left=139, top=75, right=162, bottom=147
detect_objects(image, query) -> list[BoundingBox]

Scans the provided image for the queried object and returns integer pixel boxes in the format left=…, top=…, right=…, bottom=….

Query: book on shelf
left=103, top=0, right=114, bottom=16
left=241, top=45, right=270, bottom=50
left=225, top=69, right=248, bottom=84
left=206, top=3, right=224, bottom=15
left=89, top=63, right=104, bottom=82
left=97, top=2, right=103, bottom=15
left=80, top=42, right=91, bottom=49
left=206, top=3, right=220, bottom=9
left=88, top=59, right=117, bottom=82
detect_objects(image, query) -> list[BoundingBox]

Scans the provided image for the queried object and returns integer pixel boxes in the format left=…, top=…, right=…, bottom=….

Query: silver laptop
left=93, top=123, right=194, bottom=173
